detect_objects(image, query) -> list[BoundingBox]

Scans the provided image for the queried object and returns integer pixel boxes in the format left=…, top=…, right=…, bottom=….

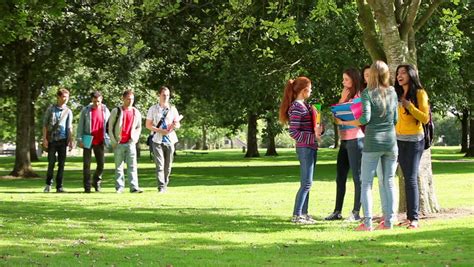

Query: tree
left=355, top=0, right=444, bottom=214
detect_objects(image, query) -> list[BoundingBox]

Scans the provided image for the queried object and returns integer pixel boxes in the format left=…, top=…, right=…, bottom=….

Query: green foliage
left=433, top=113, right=462, bottom=146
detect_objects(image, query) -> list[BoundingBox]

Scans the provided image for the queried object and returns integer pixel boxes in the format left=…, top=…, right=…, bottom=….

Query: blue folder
left=82, top=134, right=93, bottom=149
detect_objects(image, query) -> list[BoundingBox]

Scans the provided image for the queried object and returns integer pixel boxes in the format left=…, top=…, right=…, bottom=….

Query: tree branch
left=356, top=0, right=386, bottom=61
left=414, top=0, right=446, bottom=32
left=400, top=0, right=421, bottom=39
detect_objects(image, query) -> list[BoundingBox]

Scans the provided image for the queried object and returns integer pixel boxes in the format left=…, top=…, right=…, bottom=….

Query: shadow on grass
left=0, top=199, right=331, bottom=236
left=1, top=217, right=472, bottom=266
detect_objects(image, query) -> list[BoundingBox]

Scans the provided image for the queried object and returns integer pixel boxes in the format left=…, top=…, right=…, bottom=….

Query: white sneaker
left=291, top=215, right=316, bottom=225
left=43, top=185, right=51, bottom=193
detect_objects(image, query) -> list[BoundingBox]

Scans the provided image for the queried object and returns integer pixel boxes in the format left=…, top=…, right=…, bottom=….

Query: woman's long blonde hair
left=279, top=76, right=311, bottom=124
left=367, top=60, right=391, bottom=116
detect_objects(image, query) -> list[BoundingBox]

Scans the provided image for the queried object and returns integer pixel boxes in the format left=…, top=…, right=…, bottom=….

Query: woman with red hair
left=279, top=76, right=321, bottom=224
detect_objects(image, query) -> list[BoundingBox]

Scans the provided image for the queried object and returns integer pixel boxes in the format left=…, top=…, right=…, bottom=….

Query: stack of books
left=330, top=98, right=363, bottom=130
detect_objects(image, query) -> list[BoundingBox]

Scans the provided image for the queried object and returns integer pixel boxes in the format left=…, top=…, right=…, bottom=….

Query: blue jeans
left=398, top=139, right=424, bottom=221
left=293, top=147, right=317, bottom=216
left=334, top=138, right=363, bottom=213
left=114, top=143, right=140, bottom=191
left=361, top=151, right=398, bottom=228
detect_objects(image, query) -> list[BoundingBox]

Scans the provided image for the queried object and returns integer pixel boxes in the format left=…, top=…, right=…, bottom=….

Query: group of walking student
left=279, top=60, right=430, bottom=231
left=42, top=86, right=182, bottom=194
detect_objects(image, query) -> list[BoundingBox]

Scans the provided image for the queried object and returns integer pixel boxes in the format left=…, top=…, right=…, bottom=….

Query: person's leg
left=152, top=142, right=166, bottom=191
left=398, top=140, right=423, bottom=222
left=380, top=151, right=398, bottom=228
left=347, top=138, right=364, bottom=214
left=125, top=143, right=140, bottom=191
left=302, top=150, right=317, bottom=216
left=377, top=158, right=387, bottom=219
left=114, top=144, right=126, bottom=191
left=334, top=141, right=350, bottom=213
left=55, top=140, right=67, bottom=190
left=360, top=152, right=380, bottom=229
left=293, top=147, right=315, bottom=217
left=162, top=144, right=175, bottom=190
left=83, top=146, right=92, bottom=192
left=92, top=144, right=105, bottom=191
left=45, top=142, right=57, bottom=188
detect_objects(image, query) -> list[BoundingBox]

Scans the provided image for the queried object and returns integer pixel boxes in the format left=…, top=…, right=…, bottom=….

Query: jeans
left=151, top=142, right=175, bottom=190
left=114, top=142, right=140, bottom=191
left=46, top=139, right=67, bottom=189
left=293, top=147, right=317, bottom=216
left=398, top=139, right=424, bottom=221
left=360, top=151, right=398, bottom=228
left=334, top=138, right=363, bottom=213
left=83, top=144, right=105, bottom=190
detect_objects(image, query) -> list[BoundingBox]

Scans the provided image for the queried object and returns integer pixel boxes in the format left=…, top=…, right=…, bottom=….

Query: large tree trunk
left=359, top=0, right=443, bottom=215
left=461, top=109, right=469, bottom=153
left=10, top=41, right=38, bottom=177
left=245, top=113, right=260, bottom=157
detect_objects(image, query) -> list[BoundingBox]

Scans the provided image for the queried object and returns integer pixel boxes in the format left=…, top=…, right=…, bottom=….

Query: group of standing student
left=280, top=60, right=430, bottom=230
left=42, top=87, right=181, bottom=194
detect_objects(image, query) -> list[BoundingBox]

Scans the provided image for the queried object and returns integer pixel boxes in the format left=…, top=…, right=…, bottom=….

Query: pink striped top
left=288, top=101, right=318, bottom=150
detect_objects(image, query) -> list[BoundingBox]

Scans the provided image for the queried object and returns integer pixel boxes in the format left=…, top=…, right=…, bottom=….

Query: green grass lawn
left=0, top=147, right=473, bottom=266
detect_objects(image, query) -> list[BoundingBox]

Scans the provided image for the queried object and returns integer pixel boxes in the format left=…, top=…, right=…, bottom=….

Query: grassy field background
left=0, top=146, right=473, bottom=266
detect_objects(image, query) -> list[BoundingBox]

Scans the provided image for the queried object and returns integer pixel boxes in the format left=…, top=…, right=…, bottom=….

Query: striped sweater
left=288, top=101, right=318, bottom=150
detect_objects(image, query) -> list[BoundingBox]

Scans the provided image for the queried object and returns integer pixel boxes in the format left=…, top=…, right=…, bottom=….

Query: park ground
left=0, top=147, right=473, bottom=266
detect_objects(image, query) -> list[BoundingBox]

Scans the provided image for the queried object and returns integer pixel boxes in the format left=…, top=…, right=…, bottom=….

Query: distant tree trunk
left=265, top=116, right=278, bottom=156
left=245, top=113, right=260, bottom=157
left=29, top=101, right=39, bottom=161
left=202, top=124, right=208, bottom=150
left=466, top=108, right=474, bottom=157
left=461, top=109, right=468, bottom=153
left=265, top=133, right=278, bottom=156
left=333, top=123, right=339, bottom=149
left=10, top=40, right=38, bottom=177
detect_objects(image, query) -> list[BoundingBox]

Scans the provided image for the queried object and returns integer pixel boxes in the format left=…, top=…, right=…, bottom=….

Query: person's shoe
left=56, top=187, right=65, bottom=193
left=375, top=221, right=391, bottom=230
left=345, top=211, right=362, bottom=222
left=397, top=219, right=411, bottom=227
left=130, top=188, right=143, bottom=193
left=116, top=188, right=124, bottom=194
left=303, top=214, right=317, bottom=223
left=158, top=188, right=167, bottom=193
left=93, top=182, right=101, bottom=192
left=355, top=223, right=373, bottom=231
left=407, top=220, right=419, bottom=229
left=43, top=185, right=51, bottom=193
left=84, top=188, right=91, bottom=193
left=291, top=215, right=315, bottom=225
left=325, top=212, right=342, bottom=221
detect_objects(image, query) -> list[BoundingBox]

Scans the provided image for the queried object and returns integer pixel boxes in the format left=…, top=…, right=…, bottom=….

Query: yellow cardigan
left=396, top=89, right=430, bottom=135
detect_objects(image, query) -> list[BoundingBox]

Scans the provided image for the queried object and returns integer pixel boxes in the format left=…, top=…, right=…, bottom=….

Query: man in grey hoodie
left=77, top=91, right=110, bottom=193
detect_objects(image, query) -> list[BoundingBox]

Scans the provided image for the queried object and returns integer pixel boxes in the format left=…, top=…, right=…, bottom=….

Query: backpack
left=106, top=107, right=122, bottom=140
left=423, top=107, right=434, bottom=150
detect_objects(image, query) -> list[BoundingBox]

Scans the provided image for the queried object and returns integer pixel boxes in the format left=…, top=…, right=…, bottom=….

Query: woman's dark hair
left=343, top=68, right=362, bottom=101
left=360, top=65, right=370, bottom=90
left=394, top=64, right=423, bottom=114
